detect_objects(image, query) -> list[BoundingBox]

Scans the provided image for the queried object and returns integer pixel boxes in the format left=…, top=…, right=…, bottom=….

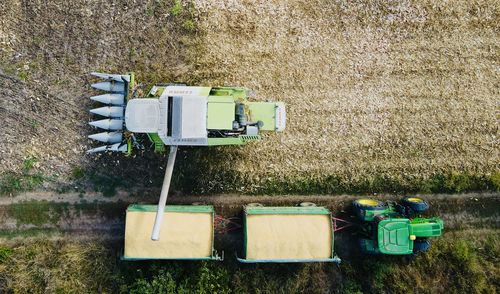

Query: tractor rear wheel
left=402, top=197, right=429, bottom=213
left=353, top=199, right=387, bottom=221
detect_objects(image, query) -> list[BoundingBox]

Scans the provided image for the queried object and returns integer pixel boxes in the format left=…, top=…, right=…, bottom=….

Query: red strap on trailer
left=332, top=217, right=354, bottom=232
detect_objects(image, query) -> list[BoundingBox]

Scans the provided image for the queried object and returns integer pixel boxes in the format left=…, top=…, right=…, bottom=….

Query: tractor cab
left=377, top=218, right=413, bottom=254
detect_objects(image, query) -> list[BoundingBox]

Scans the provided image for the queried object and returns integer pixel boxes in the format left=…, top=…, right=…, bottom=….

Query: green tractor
left=353, top=197, right=444, bottom=255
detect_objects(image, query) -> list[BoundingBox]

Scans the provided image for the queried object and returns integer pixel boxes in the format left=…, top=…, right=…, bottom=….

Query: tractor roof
left=377, top=218, right=413, bottom=255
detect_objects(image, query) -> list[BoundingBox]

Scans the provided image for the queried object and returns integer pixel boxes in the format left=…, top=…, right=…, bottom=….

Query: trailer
left=238, top=205, right=341, bottom=263
left=123, top=204, right=221, bottom=260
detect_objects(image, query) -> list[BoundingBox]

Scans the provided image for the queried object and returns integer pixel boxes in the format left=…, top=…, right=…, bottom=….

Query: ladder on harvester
left=148, top=133, right=166, bottom=153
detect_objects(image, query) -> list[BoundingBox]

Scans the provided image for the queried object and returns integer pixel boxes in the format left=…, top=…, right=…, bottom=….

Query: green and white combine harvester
left=87, top=72, right=443, bottom=262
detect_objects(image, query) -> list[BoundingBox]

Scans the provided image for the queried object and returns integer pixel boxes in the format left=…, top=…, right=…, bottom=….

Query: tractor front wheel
left=353, top=199, right=387, bottom=221
left=402, top=197, right=429, bottom=213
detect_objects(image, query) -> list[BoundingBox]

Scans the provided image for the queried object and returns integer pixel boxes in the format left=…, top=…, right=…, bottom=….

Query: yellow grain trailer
left=238, top=206, right=340, bottom=263
left=123, top=204, right=221, bottom=260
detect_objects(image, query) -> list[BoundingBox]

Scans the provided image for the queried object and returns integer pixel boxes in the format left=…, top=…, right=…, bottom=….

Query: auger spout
left=151, top=146, right=178, bottom=241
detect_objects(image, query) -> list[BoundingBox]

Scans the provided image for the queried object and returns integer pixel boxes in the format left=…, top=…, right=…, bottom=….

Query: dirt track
left=0, top=192, right=497, bottom=237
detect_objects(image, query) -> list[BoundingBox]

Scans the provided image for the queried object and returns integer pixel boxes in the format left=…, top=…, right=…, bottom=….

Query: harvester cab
left=353, top=197, right=444, bottom=255
left=87, top=72, right=286, bottom=241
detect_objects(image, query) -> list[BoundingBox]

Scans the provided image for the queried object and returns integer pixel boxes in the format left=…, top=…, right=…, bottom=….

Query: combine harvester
left=87, top=72, right=443, bottom=262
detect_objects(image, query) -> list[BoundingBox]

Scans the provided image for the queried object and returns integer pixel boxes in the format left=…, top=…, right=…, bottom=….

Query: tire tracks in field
left=0, top=191, right=497, bottom=237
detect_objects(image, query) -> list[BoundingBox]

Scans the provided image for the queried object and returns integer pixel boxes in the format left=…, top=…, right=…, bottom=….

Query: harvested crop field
left=1, top=0, right=499, bottom=195
left=189, top=0, right=500, bottom=192
left=1, top=1, right=500, bottom=293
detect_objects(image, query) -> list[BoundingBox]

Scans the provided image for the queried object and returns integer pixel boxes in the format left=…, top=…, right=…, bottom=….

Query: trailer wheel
left=413, top=239, right=431, bottom=253
left=247, top=203, right=264, bottom=207
left=299, top=202, right=317, bottom=207
left=402, top=197, right=429, bottom=213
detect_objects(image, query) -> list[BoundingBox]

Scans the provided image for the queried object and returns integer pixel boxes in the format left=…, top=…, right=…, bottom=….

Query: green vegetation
left=170, top=0, right=183, bottom=16
left=87, top=172, right=128, bottom=197
left=30, top=119, right=40, bottom=130
left=70, top=166, right=85, bottom=180
left=0, top=157, right=45, bottom=196
left=9, top=200, right=69, bottom=226
left=128, top=264, right=230, bottom=294
left=5, top=200, right=128, bottom=227
left=0, top=230, right=497, bottom=293
left=173, top=166, right=500, bottom=195
left=0, top=246, right=12, bottom=263
left=490, top=171, right=500, bottom=191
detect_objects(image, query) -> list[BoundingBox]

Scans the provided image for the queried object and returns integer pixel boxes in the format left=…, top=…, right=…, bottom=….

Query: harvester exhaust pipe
left=151, top=145, right=179, bottom=241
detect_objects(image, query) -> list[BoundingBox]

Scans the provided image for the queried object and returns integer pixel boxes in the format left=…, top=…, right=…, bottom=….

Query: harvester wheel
left=402, top=197, right=429, bottom=213
left=413, top=239, right=431, bottom=253
left=247, top=203, right=264, bottom=207
left=299, top=202, right=317, bottom=207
